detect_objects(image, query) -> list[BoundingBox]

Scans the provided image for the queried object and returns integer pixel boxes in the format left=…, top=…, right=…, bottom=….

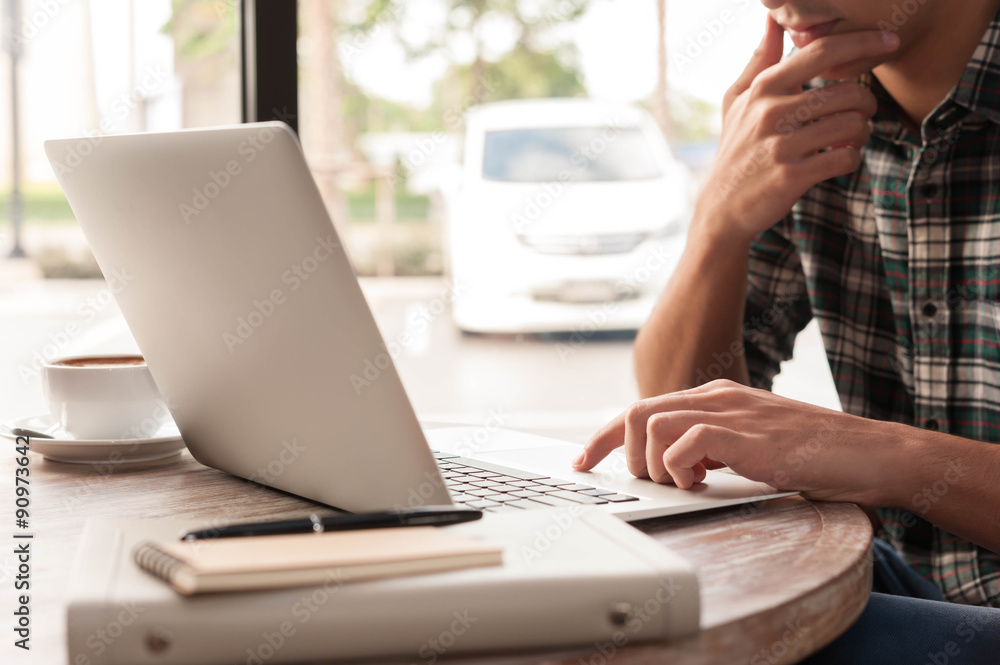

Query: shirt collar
left=948, top=6, right=1000, bottom=126
left=863, top=72, right=914, bottom=145
left=861, top=6, right=1000, bottom=144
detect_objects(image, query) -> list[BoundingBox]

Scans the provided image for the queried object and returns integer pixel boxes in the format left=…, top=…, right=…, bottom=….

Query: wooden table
left=10, top=428, right=872, bottom=665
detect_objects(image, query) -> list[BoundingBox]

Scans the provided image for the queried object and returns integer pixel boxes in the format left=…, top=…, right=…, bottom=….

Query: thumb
left=730, top=15, right=784, bottom=98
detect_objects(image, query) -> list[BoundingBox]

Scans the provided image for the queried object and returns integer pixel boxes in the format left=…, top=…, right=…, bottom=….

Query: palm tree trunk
left=4, top=0, right=25, bottom=256
left=80, top=0, right=101, bottom=132
left=652, top=0, right=672, bottom=141
left=302, top=0, right=350, bottom=228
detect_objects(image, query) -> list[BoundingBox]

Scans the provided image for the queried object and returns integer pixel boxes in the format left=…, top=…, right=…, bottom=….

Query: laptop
left=44, top=123, right=795, bottom=522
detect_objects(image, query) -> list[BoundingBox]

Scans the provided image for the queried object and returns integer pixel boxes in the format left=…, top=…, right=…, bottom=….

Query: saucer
left=0, top=414, right=187, bottom=464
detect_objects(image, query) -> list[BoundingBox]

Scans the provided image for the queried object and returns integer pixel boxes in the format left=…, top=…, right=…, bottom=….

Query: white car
left=446, top=98, right=693, bottom=333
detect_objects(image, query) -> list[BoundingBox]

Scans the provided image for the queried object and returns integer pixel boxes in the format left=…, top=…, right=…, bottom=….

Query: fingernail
left=881, top=31, right=899, bottom=48
left=572, top=451, right=585, bottom=467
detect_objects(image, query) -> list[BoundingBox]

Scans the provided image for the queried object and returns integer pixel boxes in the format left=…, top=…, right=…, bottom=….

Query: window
left=2, top=0, right=241, bottom=264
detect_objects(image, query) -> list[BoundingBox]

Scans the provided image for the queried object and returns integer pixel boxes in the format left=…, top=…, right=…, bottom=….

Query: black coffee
left=53, top=356, right=146, bottom=368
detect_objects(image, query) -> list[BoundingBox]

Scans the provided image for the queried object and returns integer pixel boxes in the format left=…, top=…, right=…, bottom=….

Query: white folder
left=66, top=508, right=699, bottom=664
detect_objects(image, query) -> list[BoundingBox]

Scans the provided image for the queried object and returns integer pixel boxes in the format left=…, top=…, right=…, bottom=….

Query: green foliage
left=440, top=48, right=585, bottom=104
left=344, top=47, right=585, bottom=135
left=345, top=185, right=431, bottom=221
left=377, top=0, right=589, bottom=53
left=162, top=0, right=237, bottom=60
left=667, top=93, right=720, bottom=143
left=350, top=0, right=590, bottom=133
left=0, top=183, right=430, bottom=228
left=342, top=78, right=446, bottom=134
left=357, top=0, right=590, bottom=100
left=0, top=184, right=74, bottom=224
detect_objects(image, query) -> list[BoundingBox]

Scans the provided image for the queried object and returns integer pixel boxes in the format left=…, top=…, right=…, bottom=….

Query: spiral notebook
left=68, top=509, right=700, bottom=664
left=133, top=526, right=504, bottom=595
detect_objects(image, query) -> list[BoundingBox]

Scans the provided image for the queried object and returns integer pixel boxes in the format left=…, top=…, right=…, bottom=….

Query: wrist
left=878, top=423, right=949, bottom=510
left=686, top=205, right=755, bottom=258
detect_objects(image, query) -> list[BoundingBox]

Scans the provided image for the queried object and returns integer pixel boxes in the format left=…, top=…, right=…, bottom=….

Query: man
left=572, top=0, right=1000, bottom=660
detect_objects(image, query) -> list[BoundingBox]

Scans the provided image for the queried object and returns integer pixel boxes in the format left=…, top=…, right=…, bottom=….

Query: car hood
left=457, top=178, right=688, bottom=237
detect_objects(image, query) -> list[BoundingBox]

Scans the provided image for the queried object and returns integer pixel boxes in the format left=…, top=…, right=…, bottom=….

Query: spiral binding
left=133, top=541, right=188, bottom=582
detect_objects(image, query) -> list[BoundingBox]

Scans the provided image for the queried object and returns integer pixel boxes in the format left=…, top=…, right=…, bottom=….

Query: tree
left=163, top=0, right=239, bottom=127
left=357, top=0, right=591, bottom=107
left=301, top=0, right=351, bottom=227
left=650, top=0, right=672, bottom=141
left=3, top=0, right=25, bottom=256
left=433, top=47, right=585, bottom=113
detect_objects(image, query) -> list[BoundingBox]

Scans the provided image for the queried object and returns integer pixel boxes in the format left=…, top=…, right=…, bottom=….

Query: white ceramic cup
left=41, top=355, right=171, bottom=440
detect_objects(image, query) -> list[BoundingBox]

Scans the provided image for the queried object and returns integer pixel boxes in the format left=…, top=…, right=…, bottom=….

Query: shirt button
left=925, top=419, right=939, bottom=431
left=922, top=183, right=938, bottom=199
left=922, top=301, right=938, bottom=317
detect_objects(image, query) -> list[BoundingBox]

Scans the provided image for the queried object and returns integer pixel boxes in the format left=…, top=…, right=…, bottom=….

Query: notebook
left=67, top=509, right=700, bottom=664
left=133, top=526, right=503, bottom=595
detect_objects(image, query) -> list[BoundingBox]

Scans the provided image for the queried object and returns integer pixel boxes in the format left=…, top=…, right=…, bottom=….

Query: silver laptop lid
left=44, top=123, right=451, bottom=512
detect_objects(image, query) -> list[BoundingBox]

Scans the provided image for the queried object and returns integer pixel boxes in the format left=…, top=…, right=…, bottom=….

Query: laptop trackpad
left=426, top=426, right=788, bottom=502
left=481, top=445, right=790, bottom=504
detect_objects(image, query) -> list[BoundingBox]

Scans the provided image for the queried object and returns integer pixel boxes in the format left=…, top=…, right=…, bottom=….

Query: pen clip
left=309, top=514, right=325, bottom=533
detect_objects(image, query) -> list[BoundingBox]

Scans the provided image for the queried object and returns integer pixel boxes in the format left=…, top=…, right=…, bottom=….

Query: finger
left=575, top=396, right=701, bottom=473
left=781, top=81, right=878, bottom=125
left=624, top=403, right=651, bottom=479
left=645, top=413, right=671, bottom=483
left=730, top=15, right=785, bottom=99
left=580, top=389, right=740, bottom=475
left=574, top=411, right=625, bottom=471
left=786, top=111, right=871, bottom=158
left=763, top=30, right=899, bottom=92
left=621, top=395, right=721, bottom=479
left=663, top=424, right=740, bottom=489
left=646, top=410, right=734, bottom=483
left=799, top=145, right=863, bottom=184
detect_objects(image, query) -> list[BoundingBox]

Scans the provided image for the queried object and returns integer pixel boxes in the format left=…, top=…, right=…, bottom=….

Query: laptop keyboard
left=433, top=452, right=639, bottom=513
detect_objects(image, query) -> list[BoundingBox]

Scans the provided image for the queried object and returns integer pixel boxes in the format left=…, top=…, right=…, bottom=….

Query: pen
left=181, top=506, right=483, bottom=541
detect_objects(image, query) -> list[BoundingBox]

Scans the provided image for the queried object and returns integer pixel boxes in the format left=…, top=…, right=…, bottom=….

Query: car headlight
left=517, top=233, right=650, bottom=255
left=648, top=217, right=687, bottom=239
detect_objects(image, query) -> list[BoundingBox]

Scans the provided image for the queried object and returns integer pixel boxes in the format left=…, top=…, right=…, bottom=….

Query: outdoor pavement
left=0, top=270, right=841, bottom=444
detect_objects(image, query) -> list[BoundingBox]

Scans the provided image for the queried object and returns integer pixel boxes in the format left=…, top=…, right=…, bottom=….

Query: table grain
left=7, top=428, right=871, bottom=665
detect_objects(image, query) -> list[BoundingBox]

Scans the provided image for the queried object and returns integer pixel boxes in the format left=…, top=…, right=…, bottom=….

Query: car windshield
left=482, top=126, right=663, bottom=182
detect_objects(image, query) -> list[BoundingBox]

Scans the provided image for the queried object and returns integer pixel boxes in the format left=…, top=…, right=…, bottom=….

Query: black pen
left=181, top=506, right=483, bottom=541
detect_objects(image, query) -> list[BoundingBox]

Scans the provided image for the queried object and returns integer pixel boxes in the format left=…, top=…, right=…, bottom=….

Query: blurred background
left=0, top=0, right=750, bottom=276
left=0, top=0, right=839, bottom=435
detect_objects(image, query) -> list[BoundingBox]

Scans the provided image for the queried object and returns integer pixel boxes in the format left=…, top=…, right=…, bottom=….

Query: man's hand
left=572, top=380, right=903, bottom=507
left=696, top=17, right=899, bottom=245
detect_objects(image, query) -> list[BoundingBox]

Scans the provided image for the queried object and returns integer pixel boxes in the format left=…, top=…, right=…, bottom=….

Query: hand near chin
left=693, top=17, right=899, bottom=246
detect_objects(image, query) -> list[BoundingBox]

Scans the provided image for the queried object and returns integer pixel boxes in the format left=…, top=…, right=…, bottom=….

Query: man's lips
left=784, top=19, right=840, bottom=48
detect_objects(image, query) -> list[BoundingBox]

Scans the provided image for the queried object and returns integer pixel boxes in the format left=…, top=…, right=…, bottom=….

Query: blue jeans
left=802, top=540, right=1000, bottom=664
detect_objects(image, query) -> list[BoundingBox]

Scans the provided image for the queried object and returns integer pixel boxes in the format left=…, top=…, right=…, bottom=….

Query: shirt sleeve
left=743, top=214, right=813, bottom=391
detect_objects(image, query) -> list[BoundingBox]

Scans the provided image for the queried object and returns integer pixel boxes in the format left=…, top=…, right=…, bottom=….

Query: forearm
left=631, top=19, right=892, bottom=399
left=885, top=425, right=1000, bottom=554
left=634, top=217, right=753, bottom=397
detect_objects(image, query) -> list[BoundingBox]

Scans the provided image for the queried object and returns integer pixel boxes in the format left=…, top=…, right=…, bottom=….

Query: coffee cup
left=41, top=355, right=172, bottom=440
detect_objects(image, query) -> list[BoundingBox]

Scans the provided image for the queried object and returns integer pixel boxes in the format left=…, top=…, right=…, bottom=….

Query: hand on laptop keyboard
left=434, top=452, right=638, bottom=513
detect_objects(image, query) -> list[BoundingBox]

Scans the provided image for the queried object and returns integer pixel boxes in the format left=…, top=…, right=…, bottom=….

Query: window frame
left=241, top=0, right=298, bottom=134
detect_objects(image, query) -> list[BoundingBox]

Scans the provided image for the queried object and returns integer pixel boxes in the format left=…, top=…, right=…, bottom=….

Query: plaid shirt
left=742, top=11, right=1000, bottom=607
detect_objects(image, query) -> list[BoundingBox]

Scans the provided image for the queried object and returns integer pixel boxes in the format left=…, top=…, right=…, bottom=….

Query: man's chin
left=817, top=54, right=894, bottom=81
